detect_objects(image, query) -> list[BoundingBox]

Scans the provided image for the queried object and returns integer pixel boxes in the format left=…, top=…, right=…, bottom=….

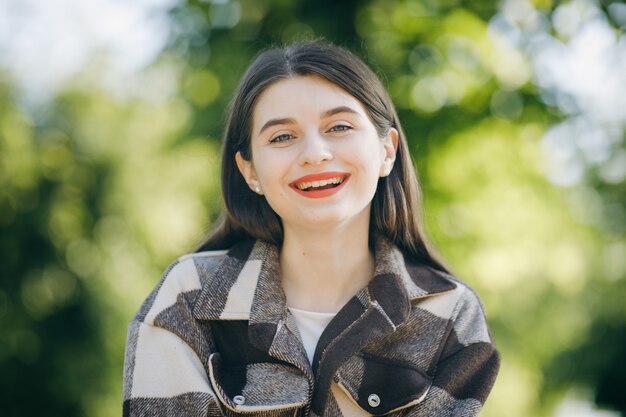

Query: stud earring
left=254, top=186, right=261, bottom=193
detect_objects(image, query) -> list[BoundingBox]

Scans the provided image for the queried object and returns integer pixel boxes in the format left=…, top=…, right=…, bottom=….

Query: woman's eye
left=270, top=133, right=293, bottom=143
left=329, top=124, right=353, bottom=133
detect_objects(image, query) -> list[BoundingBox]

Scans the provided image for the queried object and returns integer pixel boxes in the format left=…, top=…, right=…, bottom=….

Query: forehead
left=251, top=75, right=367, bottom=131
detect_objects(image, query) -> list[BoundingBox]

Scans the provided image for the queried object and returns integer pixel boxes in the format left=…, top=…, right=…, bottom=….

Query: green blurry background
left=1, top=0, right=625, bottom=416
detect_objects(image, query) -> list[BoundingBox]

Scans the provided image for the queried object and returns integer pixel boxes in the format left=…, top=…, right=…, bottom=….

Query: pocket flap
left=336, top=355, right=431, bottom=415
left=208, top=353, right=309, bottom=413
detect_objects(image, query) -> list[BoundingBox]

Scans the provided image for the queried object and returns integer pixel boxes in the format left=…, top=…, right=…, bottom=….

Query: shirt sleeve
left=122, top=257, right=224, bottom=417
left=402, top=286, right=501, bottom=417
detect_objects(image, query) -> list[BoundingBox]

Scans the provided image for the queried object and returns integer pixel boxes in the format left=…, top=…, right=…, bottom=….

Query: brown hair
left=197, top=41, right=449, bottom=272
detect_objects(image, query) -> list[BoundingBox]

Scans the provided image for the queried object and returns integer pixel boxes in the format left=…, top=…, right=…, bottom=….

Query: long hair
left=197, top=41, right=449, bottom=273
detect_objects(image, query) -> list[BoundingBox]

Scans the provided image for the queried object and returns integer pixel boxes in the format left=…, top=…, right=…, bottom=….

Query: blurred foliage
left=0, top=0, right=625, bottom=416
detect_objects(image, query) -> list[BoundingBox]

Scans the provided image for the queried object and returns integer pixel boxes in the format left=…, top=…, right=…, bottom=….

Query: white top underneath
left=287, top=307, right=337, bottom=364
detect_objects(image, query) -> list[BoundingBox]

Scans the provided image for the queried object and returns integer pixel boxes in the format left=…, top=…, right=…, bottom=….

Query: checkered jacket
left=123, top=238, right=500, bottom=416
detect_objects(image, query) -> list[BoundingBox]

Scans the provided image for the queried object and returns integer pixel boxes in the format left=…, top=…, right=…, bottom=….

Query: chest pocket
left=208, top=353, right=309, bottom=417
left=334, top=354, right=432, bottom=416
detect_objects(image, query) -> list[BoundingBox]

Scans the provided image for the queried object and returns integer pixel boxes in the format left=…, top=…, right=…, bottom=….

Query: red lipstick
left=289, top=171, right=350, bottom=199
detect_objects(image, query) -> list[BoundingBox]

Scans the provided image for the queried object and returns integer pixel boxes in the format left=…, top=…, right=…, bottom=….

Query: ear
left=379, top=128, right=399, bottom=177
left=235, top=151, right=263, bottom=194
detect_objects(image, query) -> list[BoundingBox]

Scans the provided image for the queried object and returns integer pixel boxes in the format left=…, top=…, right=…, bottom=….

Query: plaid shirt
left=123, top=238, right=500, bottom=416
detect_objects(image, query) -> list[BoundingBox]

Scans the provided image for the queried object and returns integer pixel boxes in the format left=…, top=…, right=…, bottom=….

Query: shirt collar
left=192, top=238, right=456, bottom=322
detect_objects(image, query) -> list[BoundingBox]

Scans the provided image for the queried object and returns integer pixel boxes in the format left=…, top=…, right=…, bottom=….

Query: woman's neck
left=279, top=221, right=375, bottom=313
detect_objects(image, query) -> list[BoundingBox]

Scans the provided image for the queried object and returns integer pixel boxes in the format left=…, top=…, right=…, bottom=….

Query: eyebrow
left=258, top=117, right=297, bottom=135
left=258, top=106, right=360, bottom=135
left=322, top=105, right=359, bottom=118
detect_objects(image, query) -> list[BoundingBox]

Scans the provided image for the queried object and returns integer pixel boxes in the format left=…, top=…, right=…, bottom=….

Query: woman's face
left=236, top=75, right=397, bottom=232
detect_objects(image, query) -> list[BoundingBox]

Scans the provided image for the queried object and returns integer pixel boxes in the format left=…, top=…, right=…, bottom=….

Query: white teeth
left=295, top=176, right=345, bottom=190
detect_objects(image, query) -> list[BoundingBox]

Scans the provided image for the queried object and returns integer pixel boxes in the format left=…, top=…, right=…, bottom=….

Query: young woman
left=123, top=41, right=500, bottom=417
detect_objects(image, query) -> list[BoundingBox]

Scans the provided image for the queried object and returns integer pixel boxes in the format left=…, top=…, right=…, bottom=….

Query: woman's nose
left=297, top=131, right=333, bottom=166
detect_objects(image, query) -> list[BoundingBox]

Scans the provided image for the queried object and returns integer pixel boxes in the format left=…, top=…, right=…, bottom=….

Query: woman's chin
left=281, top=207, right=371, bottom=235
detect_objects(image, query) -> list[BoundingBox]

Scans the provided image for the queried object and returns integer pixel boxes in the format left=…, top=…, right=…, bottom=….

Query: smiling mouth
left=293, top=175, right=348, bottom=192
